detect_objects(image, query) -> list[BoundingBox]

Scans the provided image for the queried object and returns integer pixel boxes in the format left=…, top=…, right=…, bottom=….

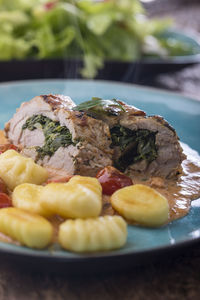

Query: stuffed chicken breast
left=5, top=95, right=113, bottom=176
left=72, top=98, right=185, bottom=178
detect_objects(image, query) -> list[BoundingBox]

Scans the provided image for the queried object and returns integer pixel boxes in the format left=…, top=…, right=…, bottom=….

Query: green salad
left=0, top=0, right=198, bottom=78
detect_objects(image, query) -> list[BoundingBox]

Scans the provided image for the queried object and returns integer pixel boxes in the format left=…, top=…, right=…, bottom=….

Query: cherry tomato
left=96, top=166, right=133, bottom=195
left=0, top=193, right=12, bottom=208
left=0, top=178, right=7, bottom=194
left=0, top=144, right=18, bottom=154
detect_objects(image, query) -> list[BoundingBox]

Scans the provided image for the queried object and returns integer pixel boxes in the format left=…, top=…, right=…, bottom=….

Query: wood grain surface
left=0, top=244, right=200, bottom=300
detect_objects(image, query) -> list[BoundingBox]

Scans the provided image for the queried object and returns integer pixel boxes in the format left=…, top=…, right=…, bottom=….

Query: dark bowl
left=1, top=30, right=200, bottom=84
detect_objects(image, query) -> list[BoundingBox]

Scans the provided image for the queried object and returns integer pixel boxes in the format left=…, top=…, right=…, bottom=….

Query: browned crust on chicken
left=41, top=94, right=76, bottom=110
left=79, top=99, right=185, bottom=178
left=4, top=95, right=185, bottom=179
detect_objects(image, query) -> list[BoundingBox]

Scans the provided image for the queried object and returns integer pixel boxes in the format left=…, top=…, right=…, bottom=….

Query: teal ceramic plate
left=0, top=79, right=200, bottom=272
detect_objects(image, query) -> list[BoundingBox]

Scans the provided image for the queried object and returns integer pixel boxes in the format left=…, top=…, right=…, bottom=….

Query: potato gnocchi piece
left=69, top=176, right=102, bottom=195
left=12, top=183, right=52, bottom=217
left=111, top=184, right=169, bottom=227
left=0, top=150, right=48, bottom=190
left=40, top=176, right=102, bottom=218
left=0, top=207, right=53, bottom=248
left=58, top=216, right=127, bottom=252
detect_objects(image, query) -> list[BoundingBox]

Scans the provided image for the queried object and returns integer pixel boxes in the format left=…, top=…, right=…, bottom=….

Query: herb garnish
left=22, top=115, right=75, bottom=160
left=111, top=126, right=158, bottom=171
left=72, top=97, right=125, bottom=117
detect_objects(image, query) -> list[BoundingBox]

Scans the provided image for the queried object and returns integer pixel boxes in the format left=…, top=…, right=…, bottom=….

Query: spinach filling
left=72, top=97, right=125, bottom=118
left=22, top=115, right=75, bottom=160
left=111, top=126, right=158, bottom=171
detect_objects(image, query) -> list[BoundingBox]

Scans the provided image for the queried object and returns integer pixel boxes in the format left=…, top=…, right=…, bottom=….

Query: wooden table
left=1, top=243, right=200, bottom=300
left=1, top=1, right=200, bottom=299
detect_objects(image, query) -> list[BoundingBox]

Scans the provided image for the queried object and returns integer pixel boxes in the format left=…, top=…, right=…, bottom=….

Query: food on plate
left=0, top=207, right=53, bottom=248
left=0, top=193, right=12, bottom=209
left=72, top=98, right=185, bottom=178
left=13, top=176, right=102, bottom=219
left=0, top=143, right=18, bottom=154
left=5, top=94, right=113, bottom=176
left=0, top=178, right=8, bottom=194
left=5, top=95, right=185, bottom=179
left=0, top=131, right=8, bottom=145
left=58, top=216, right=127, bottom=252
left=111, top=184, right=169, bottom=227
left=96, top=166, right=133, bottom=195
left=0, top=94, right=199, bottom=253
left=40, top=176, right=102, bottom=218
left=0, top=149, right=48, bottom=190
left=12, top=183, right=51, bottom=217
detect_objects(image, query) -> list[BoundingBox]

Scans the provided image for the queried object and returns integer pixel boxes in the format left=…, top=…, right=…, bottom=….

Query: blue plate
left=0, top=79, right=200, bottom=272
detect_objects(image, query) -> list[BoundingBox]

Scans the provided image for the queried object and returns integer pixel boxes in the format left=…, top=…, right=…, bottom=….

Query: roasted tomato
left=45, top=175, right=73, bottom=184
left=96, top=166, right=133, bottom=195
left=0, top=178, right=7, bottom=194
left=0, top=144, right=18, bottom=154
left=0, top=193, right=12, bottom=208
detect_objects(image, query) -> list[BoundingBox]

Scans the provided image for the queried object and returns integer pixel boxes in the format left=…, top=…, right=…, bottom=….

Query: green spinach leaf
left=22, top=114, right=75, bottom=160
left=111, top=125, right=157, bottom=171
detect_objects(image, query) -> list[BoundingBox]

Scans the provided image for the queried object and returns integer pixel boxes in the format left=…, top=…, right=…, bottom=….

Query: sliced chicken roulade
left=5, top=94, right=113, bottom=176
left=72, top=98, right=185, bottom=178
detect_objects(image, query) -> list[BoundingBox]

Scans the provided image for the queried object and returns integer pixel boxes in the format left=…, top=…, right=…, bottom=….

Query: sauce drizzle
left=102, top=142, right=200, bottom=223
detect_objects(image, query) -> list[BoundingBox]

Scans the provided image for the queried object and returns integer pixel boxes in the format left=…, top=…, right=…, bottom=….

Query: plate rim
left=0, top=78, right=199, bottom=102
left=0, top=223, right=199, bottom=263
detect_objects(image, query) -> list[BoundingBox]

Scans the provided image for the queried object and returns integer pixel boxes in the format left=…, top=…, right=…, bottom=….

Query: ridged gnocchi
left=111, top=184, right=169, bottom=227
left=58, top=216, right=127, bottom=252
left=12, top=183, right=52, bottom=217
left=0, top=150, right=48, bottom=190
left=40, top=176, right=102, bottom=218
left=0, top=207, right=53, bottom=248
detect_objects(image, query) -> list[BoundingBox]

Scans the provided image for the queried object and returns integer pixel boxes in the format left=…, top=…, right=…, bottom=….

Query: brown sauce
left=102, top=142, right=200, bottom=223
left=0, top=135, right=199, bottom=246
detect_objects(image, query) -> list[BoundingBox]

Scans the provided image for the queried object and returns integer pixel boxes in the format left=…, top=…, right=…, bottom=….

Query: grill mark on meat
left=41, top=94, right=75, bottom=110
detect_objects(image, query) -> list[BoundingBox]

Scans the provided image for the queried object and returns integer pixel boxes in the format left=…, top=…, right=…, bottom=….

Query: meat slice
left=118, top=114, right=185, bottom=178
left=4, top=94, right=76, bottom=146
left=5, top=95, right=113, bottom=176
left=72, top=98, right=185, bottom=178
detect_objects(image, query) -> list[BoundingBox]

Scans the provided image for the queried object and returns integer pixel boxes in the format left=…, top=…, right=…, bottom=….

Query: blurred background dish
left=0, top=0, right=200, bottom=94
left=0, top=29, right=199, bottom=84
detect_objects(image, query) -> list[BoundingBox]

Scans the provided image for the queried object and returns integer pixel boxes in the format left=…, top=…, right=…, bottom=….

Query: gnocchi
left=0, top=207, right=53, bottom=248
left=0, top=150, right=48, bottom=190
left=40, top=176, right=102, bottom=218
left=111, top=184, right=169, bottom=227
left=12, top=183, right=52, bottom=217
left=58, top=216, right=127, bottom=252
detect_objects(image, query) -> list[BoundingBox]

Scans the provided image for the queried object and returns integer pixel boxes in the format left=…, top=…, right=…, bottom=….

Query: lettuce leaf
left=0, top=0, right=194, bottom=77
